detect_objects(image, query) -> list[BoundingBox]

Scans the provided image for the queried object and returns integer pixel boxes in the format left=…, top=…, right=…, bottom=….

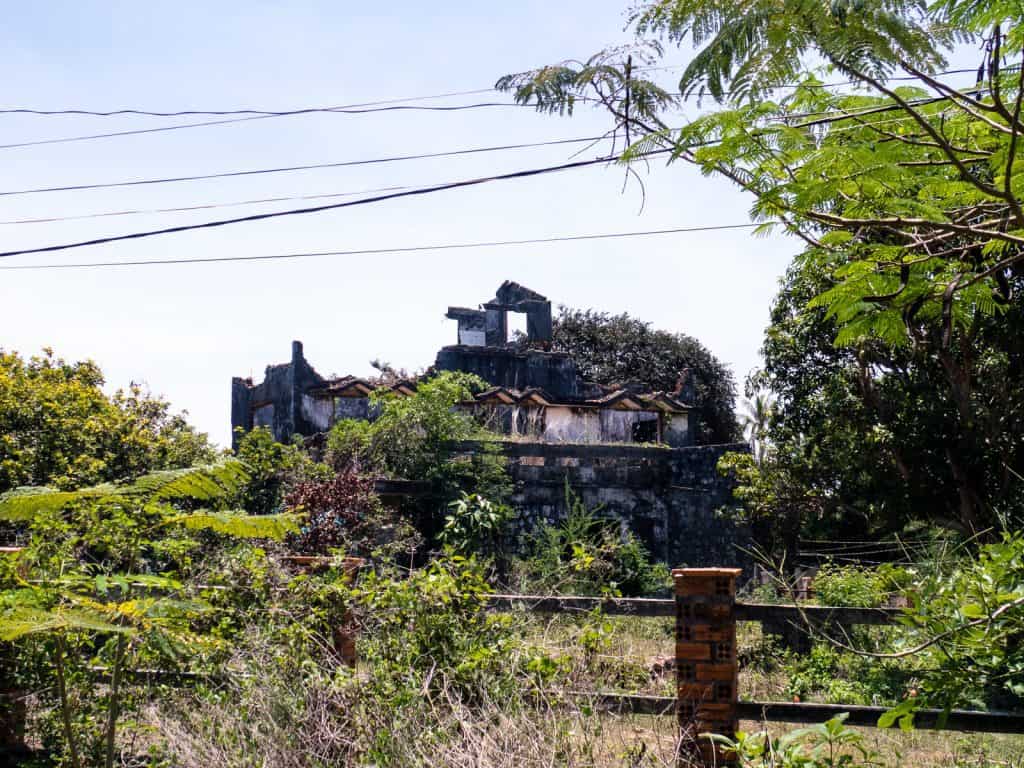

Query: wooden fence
left=488, top=567, right=1024, bottom=766
left=3, top=550, right=1023, bottom=765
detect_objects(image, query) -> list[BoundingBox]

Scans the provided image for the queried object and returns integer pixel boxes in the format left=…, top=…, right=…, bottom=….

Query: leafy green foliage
left=349, top=557, right=541, bottom=701
left=0, top=348, right=216, bottom=494
left=326, top=371, right=511, bottom=544
left=499, top=1, right=1024, bottom=354
left=550, top=307, right=739, bottom=443
left=710, top=714, right=883, bottom=767
left=741, top=255, right=1024, bottom=538
left=0, top=459, right=298, bottom=768
left=512, top=483, right=670, bottom=596
left=233, top=426, right=327, bottom=516
left=900, top=533, right=1024, bottom=711
left=785, top=642, right=913, bottom=706
left=438, top=493, right=512, bottom=556
left=814, top=563, right=896, bottom=609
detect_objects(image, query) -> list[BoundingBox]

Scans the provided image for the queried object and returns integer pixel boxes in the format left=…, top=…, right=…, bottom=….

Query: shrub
left=325, top=372, right=511, bottom=547
left=284, top=470, right=384, bottom=555
left=350, top=557, right=540, bottom=699
left=813, top=563, right=891, bottom=608
left=512, top=484, right=669, bottom=597
left=438, top=492, right=512, bottom=556
left=710, top=714, right=882, bottom=767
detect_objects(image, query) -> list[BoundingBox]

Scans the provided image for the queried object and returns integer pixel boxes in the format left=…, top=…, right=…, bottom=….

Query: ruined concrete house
left=231, top=281, right=749, bottom=568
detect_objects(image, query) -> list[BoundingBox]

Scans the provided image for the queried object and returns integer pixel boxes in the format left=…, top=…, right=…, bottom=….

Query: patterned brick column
left=674, top=567, right=741, bottom=767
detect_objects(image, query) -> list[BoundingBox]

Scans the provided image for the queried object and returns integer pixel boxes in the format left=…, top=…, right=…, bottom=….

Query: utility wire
left=0, top=184, right=419, bottom=225
left=0, top=68, right=979, bottom=119
left=0, top=68, right=983, bottom=150
left=0, top=102, right=529, bottom=151
left=0, top=150, right=673, bottom=259
left=0, top=88, right=496, bottom=117
left=0, top=135, right=609, bottom=198
left=0, top=222, right=761, bottom=271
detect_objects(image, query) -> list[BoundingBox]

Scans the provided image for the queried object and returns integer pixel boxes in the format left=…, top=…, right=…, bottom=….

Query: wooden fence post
left=333, top=557, right=364, bottom=668
left=674, top=567, right=742, bottom=767
left=282, top=555, right=364, bottom=668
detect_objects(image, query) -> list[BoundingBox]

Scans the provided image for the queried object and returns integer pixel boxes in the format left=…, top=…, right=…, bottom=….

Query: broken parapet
left=446, top=280, right=553, bottom=348
left=230, top=341, right=327, bottom=449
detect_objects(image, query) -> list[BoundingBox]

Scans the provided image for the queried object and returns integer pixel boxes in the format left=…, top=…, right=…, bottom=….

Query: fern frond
left=171, top=510, right=300, bottom=540
left=0, top=487, right=109, bottom=521
left=130, top=459, right=251, bottom=502
left=0, top=605, right=133, bottom=641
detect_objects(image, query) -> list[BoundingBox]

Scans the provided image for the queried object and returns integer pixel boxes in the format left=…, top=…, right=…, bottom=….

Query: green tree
left=551, top=307, right=739, bottom=443
left=498, top=1, right=1024, bottom=533
left=742, top=256, right=1024, bottom=537
left=498, top=1, right=1024, bottom=345
left=0, top=349, right=216, bottom=494
left=0, top=460, right=298, bottom=767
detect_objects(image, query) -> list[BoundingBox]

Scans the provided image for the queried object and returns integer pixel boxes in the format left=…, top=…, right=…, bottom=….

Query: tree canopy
left=0, top=348, right=216, bottom=493
left=732, top=253, right=1024, bottom=541
left=499, top=0, right=1024, bottom=535
left=551, top=307, right=739, bottom=443
left=498, top=1, right=1024, bottom=353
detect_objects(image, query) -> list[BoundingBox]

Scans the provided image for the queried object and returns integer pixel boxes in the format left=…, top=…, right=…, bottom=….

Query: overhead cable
left=0, top=68, right=982, bottom=150
left=0, top=135, right=610, bottom=198
left=0, top=150, right=673, bottom=259
left=0, top=101, right=529, bottom=151
left=0, top=222, right=762, bottom=270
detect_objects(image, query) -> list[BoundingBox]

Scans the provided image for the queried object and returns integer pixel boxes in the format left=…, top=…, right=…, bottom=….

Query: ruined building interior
left=231, top=281, right=693, bottom=448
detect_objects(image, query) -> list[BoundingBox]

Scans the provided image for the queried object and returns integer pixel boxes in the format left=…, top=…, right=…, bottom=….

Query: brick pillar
left=674, top=567, right=741, bottom=767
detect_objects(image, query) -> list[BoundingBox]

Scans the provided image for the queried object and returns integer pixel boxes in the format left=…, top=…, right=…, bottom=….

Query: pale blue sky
left=0, top=1, right=933, bottom=446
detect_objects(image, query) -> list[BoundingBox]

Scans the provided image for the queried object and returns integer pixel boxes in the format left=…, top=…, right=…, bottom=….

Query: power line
left=0, top=150, right=673, bottom=259
left=0, top=184, right=420, bottom=225
left=0, top=68, right=983, bottom=150
left=0, top=101, right=528, bottom=151
left=0, top=68, right=979, bottom=119
left=0, top=222, right=761, bottom=271
left=0, top=88, right=497, bottom=117
left=0, top=135, right=610, bottom=198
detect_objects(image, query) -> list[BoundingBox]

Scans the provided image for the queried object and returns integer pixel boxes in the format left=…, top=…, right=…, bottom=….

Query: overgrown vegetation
left=0, top=349, right=216, bottom=494
left=511, top=483, right=671, bottom=598
left=11, top=0, right=1024, bottom=745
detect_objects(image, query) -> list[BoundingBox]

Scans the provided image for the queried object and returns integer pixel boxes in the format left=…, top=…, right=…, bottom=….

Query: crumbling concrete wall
left=436, top=346, right=583, bottom=401
left=453, top=441, right=750, bottom=569
left=231, top=341, right=326, bottom=449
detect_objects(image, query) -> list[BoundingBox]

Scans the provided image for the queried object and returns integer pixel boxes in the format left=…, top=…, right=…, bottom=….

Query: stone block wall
left=454, top=441, right=750, bottom=569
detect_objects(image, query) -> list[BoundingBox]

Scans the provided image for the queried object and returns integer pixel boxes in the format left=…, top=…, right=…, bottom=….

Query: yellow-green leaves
left=173, top=510, right=301, bottom=540
left=0, top=605, right=133, bottom=641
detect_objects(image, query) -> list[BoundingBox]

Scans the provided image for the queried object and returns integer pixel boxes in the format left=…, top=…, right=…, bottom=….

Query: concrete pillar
left=674, top=567, right=741, bottom=766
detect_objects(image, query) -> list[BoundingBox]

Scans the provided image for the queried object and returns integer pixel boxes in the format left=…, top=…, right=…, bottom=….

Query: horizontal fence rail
left=735, top=701, right=1024, bottom=733
left=484, top=594, right=902, bottom=626
left=563, top=693, right=1024, bottom=734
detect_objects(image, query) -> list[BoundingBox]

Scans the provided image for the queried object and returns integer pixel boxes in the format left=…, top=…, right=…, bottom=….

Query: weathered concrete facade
left=231, top=341, right=328, bottom=449
left=230, top=282, right=747, bottom=568
left=456, top=441, right=750, bottom=569
left=234, top=281, right=695, bottom=448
